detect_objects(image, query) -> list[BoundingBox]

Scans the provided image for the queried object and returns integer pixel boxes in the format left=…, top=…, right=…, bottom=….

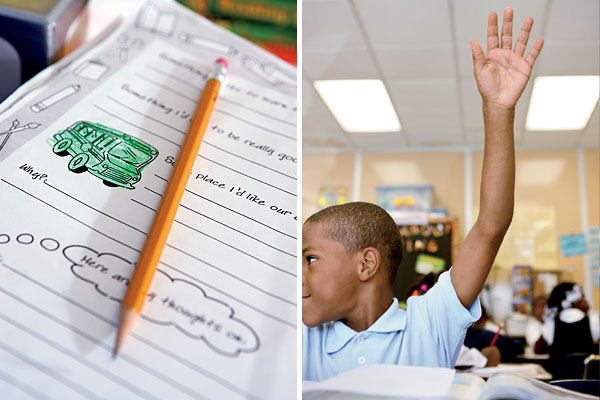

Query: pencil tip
left=113, top=306, right=138, bottom=358
left=113, top=335, right=122, bottom=359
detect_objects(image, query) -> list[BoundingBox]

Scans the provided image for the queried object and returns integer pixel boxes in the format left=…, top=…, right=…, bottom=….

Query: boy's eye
left=306, top=256, right=317, bottom=265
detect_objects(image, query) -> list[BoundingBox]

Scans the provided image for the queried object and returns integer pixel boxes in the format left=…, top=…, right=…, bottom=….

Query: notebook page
left=0, top=2, right=296, bottom=399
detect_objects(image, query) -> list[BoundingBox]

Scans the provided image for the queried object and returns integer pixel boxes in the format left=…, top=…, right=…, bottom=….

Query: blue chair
left=584, top=354, right=600, bottom=380
left=549, top=380, right=600, bottom=396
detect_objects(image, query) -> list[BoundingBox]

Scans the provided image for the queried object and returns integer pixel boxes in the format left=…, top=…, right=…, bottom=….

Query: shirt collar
left=559, top=308, right=586, bottom=323
left=324, top=298, right=407, bottom=354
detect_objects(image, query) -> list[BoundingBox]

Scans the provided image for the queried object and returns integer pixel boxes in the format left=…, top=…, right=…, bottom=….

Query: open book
left=0, top=1, right=296, bottom=399
left=303, top=364, right=597, bottom=400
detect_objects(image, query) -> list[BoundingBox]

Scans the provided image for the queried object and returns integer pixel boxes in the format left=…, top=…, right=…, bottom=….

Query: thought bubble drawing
left=63, top=245, right=260, bottom=356
left=142, top=270, right=260, bottom=356
left=64, top=245, right=134, bottom=302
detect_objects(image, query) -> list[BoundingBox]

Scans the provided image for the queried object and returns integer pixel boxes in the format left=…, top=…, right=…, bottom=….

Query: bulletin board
left=393, top=218, right=457, bottom=302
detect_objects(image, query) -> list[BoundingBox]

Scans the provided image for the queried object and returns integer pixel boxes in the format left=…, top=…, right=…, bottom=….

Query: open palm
left=471, top=8, right=544, bottom=109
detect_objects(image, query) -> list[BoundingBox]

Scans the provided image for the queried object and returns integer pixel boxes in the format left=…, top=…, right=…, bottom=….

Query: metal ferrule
left=211, top=63, right=227, bottom=83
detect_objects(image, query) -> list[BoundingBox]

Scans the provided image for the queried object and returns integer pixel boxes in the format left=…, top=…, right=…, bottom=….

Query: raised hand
left=470, top=7, right=544, bottom=110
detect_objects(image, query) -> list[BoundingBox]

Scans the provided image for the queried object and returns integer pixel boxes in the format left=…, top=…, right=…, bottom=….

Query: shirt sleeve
left=590, top=311, right=600, bottom=342
left=542, top=318, right=555, bottom=345
left=409, top=269, right=481, bottom=366
left=525, top=319, right=543, bottom=347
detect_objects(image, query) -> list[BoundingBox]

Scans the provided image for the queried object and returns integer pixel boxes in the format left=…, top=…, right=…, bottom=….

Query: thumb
left=470, top=40, right=485, bottom=75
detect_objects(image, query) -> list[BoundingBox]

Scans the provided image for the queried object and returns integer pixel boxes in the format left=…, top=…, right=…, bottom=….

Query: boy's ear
left=357, top=247, right=382, bottom=282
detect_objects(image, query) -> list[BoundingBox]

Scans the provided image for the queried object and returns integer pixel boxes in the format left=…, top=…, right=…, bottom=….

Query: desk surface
left=517, top=348, right=550, bottom=361
left=468, top=363, right=552, bottom=380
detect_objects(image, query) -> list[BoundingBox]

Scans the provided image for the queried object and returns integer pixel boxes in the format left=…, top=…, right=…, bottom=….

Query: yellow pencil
left=114, top=58, right=229, bottom=356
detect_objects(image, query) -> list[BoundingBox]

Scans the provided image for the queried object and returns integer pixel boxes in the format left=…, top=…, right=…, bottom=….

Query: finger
left=514, top=17, right=533, bottom=56
left=471, top=40, right=485, bottom=75
left=487, top=11, right=499, bottom=51
left=525, top=37, right=544, bottom=67
left=501, top=7, right=513, bottom=49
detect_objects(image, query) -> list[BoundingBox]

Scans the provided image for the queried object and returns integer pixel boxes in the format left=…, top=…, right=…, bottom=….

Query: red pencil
left=489, top=322, right=504, bottom=346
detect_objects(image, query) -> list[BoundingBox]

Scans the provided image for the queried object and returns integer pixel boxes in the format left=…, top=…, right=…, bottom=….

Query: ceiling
left=302, top=0, right=600, bottom=152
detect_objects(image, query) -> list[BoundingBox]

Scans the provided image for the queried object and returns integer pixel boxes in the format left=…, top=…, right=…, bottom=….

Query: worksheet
left=0, top=1, right=297, bottom=399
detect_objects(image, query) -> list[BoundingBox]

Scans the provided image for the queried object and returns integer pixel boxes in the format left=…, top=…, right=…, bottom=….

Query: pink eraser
left=216, top=58, right=229, bottom=69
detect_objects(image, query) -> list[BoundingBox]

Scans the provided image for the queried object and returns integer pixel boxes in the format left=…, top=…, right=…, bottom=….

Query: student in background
left=535, top=283, right=599, bottom=379
left=472, top=304, right=501, bottom=333
left=302, top=8, right=544, bottom=381
left=525, top=295, right=547, bottom=351
left=535, top=283, right=599, bottom=354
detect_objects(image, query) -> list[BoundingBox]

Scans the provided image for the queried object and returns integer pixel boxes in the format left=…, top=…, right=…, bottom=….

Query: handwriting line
left=97, top=102, right=295, bottom=191
left=0, top=264, right=253, bottom=399
left=163, top=244, right=295, bottom=307
left=152, top=176, right=295, bottom=240
left=0, top=312, right=159, bottom=400
left=202, top=141, right=296, bottom=181
left=44, top=181, right=147, bottom=235
left=178, top=204, right=295, bottom=258
left=0, top=368, right=51, bottom=400
left=174, top=219, right=295, bottom=277
left=0, top=334, right=104, bottom=400
left=132, top=198, right=295, bottom=258
left=0, top=179, right=140, bottom=253
left=142, top=66, right=296, bottom=127
left=159, top=261, right=295, bottom=328
left=94, top=104, right=181, bottom=147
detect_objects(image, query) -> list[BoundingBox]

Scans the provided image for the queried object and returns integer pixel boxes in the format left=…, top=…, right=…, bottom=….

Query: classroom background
left=302, top=0, right=600, bottom=322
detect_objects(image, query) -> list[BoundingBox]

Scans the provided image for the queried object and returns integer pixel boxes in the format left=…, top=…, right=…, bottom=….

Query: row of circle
left=0, top=233, right=60, bottom=251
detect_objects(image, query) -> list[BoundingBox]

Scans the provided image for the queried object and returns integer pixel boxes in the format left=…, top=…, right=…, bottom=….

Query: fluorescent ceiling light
left=526, top=75, right=599, bottom=131
left=314, top=79, right=401, bottom=132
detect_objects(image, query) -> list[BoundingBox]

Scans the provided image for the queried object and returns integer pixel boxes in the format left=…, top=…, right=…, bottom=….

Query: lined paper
left=0, top=1, right=296, bottom=399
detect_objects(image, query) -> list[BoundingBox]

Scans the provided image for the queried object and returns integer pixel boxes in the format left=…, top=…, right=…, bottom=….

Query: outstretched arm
left=451, top=7, right=544, bottom=308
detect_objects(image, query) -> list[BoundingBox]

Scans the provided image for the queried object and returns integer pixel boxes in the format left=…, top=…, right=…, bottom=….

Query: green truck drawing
left=52, top=121, right=158, bottom=189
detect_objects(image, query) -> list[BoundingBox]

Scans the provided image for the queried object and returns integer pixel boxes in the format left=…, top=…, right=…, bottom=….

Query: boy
left=303, top=8, right=544, bottom=381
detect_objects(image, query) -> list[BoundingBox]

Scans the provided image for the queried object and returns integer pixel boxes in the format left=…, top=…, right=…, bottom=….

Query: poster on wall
left=394, top=218, right=456, bottom=303
left=318, top=186, right=346, bottom=210
left=589, top=227, right=600, bottom=268
left=559, top=233, right=588, bottom=257
left=590, top=227, right=600, bottom=288
left=512, top=265, right=533, bottom=314
left=376, top=185, right=433, bottom=211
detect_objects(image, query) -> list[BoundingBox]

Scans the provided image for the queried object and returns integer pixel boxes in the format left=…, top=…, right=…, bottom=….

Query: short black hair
left=305, top=202, right=403, bottom=284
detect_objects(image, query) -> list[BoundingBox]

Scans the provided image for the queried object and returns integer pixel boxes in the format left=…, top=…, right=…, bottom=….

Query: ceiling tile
left=302, top=133, right=354, bottom=150
left=355, top=0, right=452, bottom=47
left=400, top=109, right=461, bottom=132
left=459, top=79, right=484, bottom=131
left=303, top=48, right=379, bottom=80
left=534, top=43, right=600, bottom=76
left=375, top=46, right=456, bottom=80
left=387, top=79, right=460, bottom=112
left=545, top=0, right=599, bottom=43
left=303, top=0, right=366, bottom=51
left=465, top=129, right=485, bottom=147
left=405, top=129, right=463, bottom=147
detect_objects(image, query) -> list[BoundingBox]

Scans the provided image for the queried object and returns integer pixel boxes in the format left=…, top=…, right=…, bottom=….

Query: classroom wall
left=302, top=148, right=600, bottom=309
left=302, top=152, right=355, bottom=221
left=585, top=149, right=600, bottom=309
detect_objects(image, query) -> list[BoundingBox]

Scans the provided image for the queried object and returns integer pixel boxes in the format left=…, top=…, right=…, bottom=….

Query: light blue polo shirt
left=302, top=270, right=481, bottom=382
